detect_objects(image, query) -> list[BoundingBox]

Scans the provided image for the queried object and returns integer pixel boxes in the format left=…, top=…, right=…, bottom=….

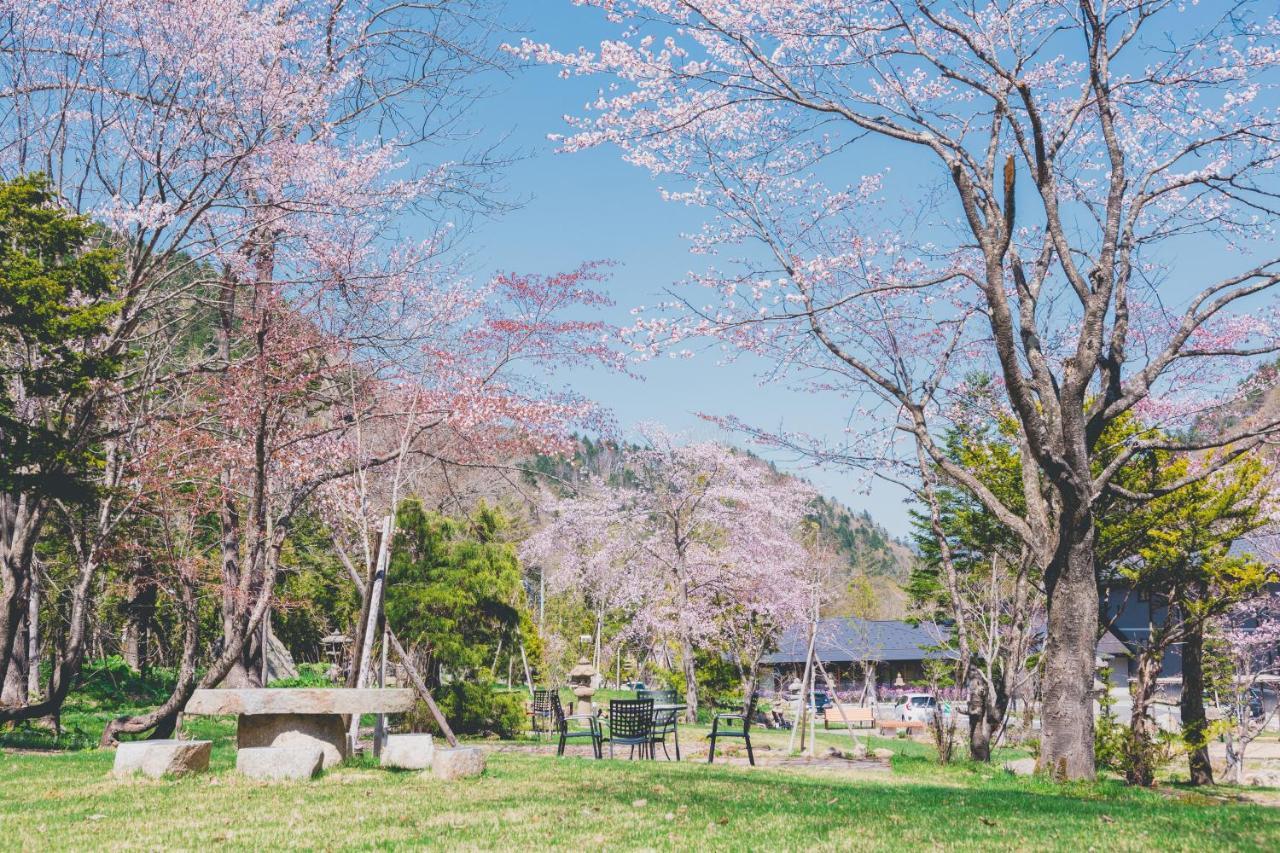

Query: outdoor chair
left=707, top=693, right=757, bottom=766
left=604, top=698, right=654, bottom=760
left=638, top=689, right=680, bottom=760
left=551, top=691, right=602, bottom=758
left=529, top=688, right=555, bottom=736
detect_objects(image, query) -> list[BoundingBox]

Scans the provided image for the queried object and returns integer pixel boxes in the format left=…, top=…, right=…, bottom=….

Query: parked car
left=896, top=693, right=944, bottom=723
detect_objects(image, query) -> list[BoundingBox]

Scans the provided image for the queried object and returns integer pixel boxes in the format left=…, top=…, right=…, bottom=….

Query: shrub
left=404, top=681, right=525, bottom=739
left=267, top=662, right=333, bottom=688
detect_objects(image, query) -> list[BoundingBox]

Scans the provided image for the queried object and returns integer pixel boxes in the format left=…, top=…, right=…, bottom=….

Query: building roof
left=760, top=618, right=953, bottom=666
left=762, top=617, right=1134, bottom=666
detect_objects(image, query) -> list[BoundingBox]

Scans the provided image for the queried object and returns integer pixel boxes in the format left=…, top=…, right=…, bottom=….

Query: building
left=761, top=615, right=1135, bottom=694
left=759, top=618, right=954, bottom=692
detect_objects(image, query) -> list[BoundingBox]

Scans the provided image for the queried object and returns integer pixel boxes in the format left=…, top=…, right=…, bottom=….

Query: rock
left=1004, top=757, right=1038, bottom=777
left=1248, top=770, right=1280, bottom=788
left=112, top=739, right=211, bottom=779
left=431, top=747, right=486, bottom=781
left=826, top=745, right=867, bottom=761
left=381, top=734, right=434, bottom=770
left=185, top=688, right=414, bottom=715
left=872, top=748, right=894, bottom=760
left=236, top=712, right=348, bottom=768
left=264, top=631, right=299, bottom=683
left=236, top=746, right=325, bottom=781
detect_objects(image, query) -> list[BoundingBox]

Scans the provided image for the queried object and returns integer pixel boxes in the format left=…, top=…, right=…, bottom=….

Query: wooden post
left=814, top=654, right=866, bottom=751
left=349, top=514, right=392, bottom=749
left=519, top=640, right=534, bottom=695
left=788, top=623, right=817, bottom=755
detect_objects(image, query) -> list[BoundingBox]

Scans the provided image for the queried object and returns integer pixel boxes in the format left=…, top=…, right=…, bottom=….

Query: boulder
left=235, top=746, right=324, bottom=781
left=236, top=712, right=348, bottom=768
left=1004, top=757, right=1038, bottom=777
left=112, top=739, right=211, bottom=779
left=431, top=747, right=486, bottom=781
left=1249, top=770, right=1280, bottom=788
left=381, top=734, right=435, bottom=770
left=872, top=748, right=895, bottom=760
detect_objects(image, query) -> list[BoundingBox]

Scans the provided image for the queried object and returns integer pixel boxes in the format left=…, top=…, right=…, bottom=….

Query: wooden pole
left=335, top=537, right=459, bottom=747
left=788, top=623, right=817, bottom=755
left=519, top=640, right=534, bottom=695
left=349, top=515, right=392, bottom=749
left=814, top=654, right=866, bottom=751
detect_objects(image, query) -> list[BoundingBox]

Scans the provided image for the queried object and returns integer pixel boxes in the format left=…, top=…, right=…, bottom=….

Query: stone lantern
left=568, top=634, right=597, bottom=716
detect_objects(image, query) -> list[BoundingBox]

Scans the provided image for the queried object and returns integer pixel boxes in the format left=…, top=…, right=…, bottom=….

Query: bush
left=267, top=662, right=333, bottom=688
left=404, top=681, right=525, bottom=739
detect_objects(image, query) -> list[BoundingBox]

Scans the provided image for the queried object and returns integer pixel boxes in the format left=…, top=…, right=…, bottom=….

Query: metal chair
left=529, top=688, right=554, bottom=736
left=552, top=691, right=602, bottom=758
left=638, top=689, right=680, bottom=760
left=605, top=698, right=654, bottom=759
left=708, top=693, right=757, bottom=766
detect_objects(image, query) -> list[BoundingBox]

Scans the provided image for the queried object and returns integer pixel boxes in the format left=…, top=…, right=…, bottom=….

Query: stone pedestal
left=381, top=733, right=434, bottom=770
left=236, top=746, right=324, bottom=781
left=431, top=747, right=485, bottom=781
left=236, top=713, right=348, bottom=768
left=112, top=739, right=211, bottom=779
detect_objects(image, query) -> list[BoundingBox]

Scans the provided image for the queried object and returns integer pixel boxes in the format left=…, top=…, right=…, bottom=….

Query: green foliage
left=267, top=663, right=333, bottom=688
left=403, top=682, right=526, bottom=739
left=385, top=499, right=534, bottom=684
left=273, top=513, right=361, bottom=661
left=0, top=173, right=122, bottom=499
left=71, top=656, right=175, bottom=709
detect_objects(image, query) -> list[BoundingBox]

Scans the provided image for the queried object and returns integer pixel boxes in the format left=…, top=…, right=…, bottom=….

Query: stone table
left=184, top=688, right=415, bottom=768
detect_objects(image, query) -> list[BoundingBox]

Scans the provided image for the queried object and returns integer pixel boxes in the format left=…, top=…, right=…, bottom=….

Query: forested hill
left=520, top=436, right=916, bottom=618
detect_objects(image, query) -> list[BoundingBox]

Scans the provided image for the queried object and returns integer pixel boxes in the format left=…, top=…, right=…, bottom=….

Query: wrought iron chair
left=529, top=688, right=555, bottom=736
left=605, top=698, right=654, bottom=760
left=707, top=692, right=757, bottom=766
left=638, top=689, right=680, bottom=760
left=551, top=691, right=602, bottom=758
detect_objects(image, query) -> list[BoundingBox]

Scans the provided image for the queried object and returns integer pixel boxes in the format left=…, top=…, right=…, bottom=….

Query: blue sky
left=440, top=3, right=1274, bottom=540
left=444, top=5, right=918, bottom=537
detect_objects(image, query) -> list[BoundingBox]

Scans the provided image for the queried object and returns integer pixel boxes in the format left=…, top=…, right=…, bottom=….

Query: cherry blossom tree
left=1214, top=590, right=1280, bottom=785
left=0, top=1, right=625, bottom=731
left=521, top=1, right=1280, bottom=778
left=523, top=431, right=817, bottom=721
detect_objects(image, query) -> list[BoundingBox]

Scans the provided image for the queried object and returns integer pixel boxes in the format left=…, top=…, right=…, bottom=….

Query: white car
left=896, top=693, right=942, bottom=723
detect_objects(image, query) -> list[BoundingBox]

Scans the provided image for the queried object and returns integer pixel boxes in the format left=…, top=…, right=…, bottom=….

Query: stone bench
left=184, top=688, right=415, bottom=768
left=236, top=746, right=325, bottom=781
left=112, top=739, right=211, bottom=779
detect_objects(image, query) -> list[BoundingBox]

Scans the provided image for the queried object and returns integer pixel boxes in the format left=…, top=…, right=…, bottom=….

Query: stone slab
left=1004, top=757, right=1038, bottom=776
left=381, top=734, right=435, bottom=770
left=112, top=739, right=211, bottom=779
left=185, top=687, right=414, bottom=716
left=431, top=746, right=485, bottom=781
left=236, top=712, right=348, bottom=768
left=236, top=746, right=325, bottom=781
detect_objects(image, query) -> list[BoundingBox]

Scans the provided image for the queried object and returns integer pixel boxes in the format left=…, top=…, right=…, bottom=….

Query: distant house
left=761, top=615, right=1135, bottom=693
left=759, top=618, right=954, bottom=691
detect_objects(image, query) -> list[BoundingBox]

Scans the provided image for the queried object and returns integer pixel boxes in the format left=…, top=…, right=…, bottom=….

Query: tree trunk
left=1039, top=521, right=1099, bottom=780
left=1181, top=622, right=1214, bottom=785
left=968, top=673, right=993, bottom=762
left=100, top=571, right=200, bottom=745
left=122, top=579, right=157, bottom=676
left=679, top=635, right=698, bottom=724
left=1, top=610, right=27, bottom=705
left=1126, top=649, right=1161, bottom=786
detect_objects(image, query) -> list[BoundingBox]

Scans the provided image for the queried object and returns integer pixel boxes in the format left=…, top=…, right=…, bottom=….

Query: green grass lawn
left=3, top=673, right=1278, bottom=851
left=3, top=719, right=1279, bottom=851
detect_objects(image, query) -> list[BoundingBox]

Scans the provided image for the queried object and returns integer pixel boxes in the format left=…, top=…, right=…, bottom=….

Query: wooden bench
left=874, top=719, right=926, bottom=737
left=184, top=688, right=414, bottom=768
left=822, top=704, right=874, bottom=729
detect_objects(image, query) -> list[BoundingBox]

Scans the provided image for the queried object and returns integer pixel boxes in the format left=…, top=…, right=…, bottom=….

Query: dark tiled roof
left=760, top=618, right=952, bottom=665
